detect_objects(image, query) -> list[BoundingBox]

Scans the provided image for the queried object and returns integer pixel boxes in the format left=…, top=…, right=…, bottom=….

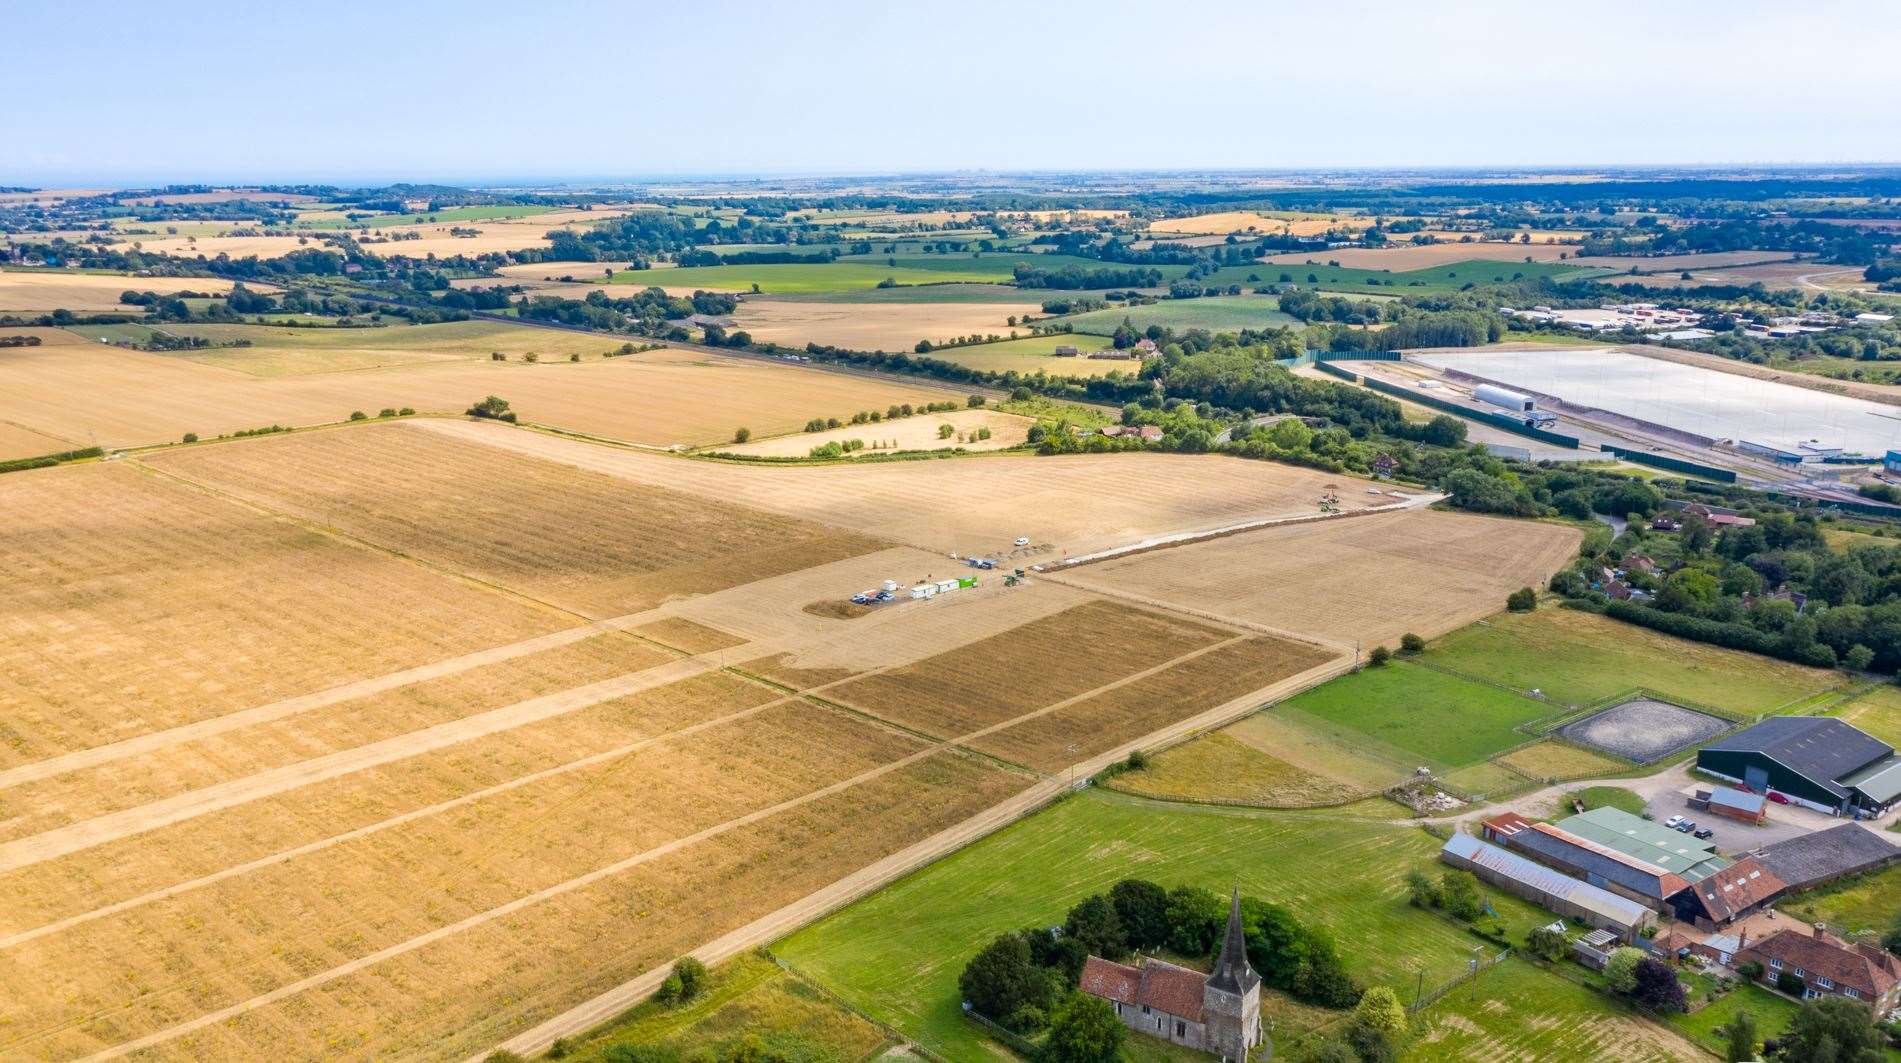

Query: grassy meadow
left=1054, top=294, right=1300, bottom=336
left=612, top=252, right=1141, bottom=294
left=1276, top=660, right=1559, bottom=772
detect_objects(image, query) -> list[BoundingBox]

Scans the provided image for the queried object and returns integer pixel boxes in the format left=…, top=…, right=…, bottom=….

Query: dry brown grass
left=826, top=600, right=1229, bottom=738
left=0, top=419, right=76, bottom=460
left=718, top=409, right=1033, bottom=457
left=630, top=617, right=747, bottom=654
left=1104, top=732, right=1369, bottom=807
left=0, top=269, right=242, bottom=313
left=1151, top=211, right=1368, bottom=237
left=0, top=334, right=954, bottom=449
left=971, top=634, right=1337, bottom=770
left=148, top=424, right=888, bottom=619
left=1495, top=740, right=1628, bottom=781
left=419, top=418, right=1396, bottom=561
left=1056, top=509, right=1583, bottom=647
left=0, top=460, right=569, bottom=768
left=730, top=298, right=1040, bottom=352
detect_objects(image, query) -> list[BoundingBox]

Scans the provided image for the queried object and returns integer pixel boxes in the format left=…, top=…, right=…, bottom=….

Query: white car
left=1663, top=815, right=1684, bottom=829
left=1013, top=537, right=1030, bottom=546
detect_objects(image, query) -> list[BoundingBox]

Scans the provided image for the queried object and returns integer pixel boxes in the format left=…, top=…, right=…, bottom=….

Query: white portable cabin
left=910, top=584, right=936, bottom=600
left=882, top=579, right=899, bottom=593
left=934, top=579, right=959, bottom=594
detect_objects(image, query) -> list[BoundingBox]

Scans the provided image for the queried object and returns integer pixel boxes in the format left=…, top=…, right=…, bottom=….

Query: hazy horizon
left=8, top=0, right=1900, bottom=185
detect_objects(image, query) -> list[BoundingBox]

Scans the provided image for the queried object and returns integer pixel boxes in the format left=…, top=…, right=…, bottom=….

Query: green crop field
left=1425, top=608, right=1848, bottom=715
left=1200, top=258, right=1594, bottom=295
left=1837, top=685, right=1901, bottom=746
left=763, top=283, right=1040, bottom=304
left=773, top=790, right=1551, bottom=1063
left=1408, top=957, right=1703, bottom=1061
left=1276, top=661, right=1558, bottom=771
left=1054, top=294, right=1300, bottom=336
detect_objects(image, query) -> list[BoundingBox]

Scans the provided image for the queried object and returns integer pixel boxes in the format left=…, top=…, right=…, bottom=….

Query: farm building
left=1697, top=716, right=1901, bottom=816
left=1690, top=785, right=1768, bottom=824
left=1885, top=449, right=1901, bottom=475
left=1078, top=890, right=1263, bottom=1061
left=1736, top=924, right=1901, bottom=1015
left=1439, top=832, right=1653, bottom=940
left=1753, top=823, right=1901, bottom=893
left=1483, top=808, right=1767, bottom=928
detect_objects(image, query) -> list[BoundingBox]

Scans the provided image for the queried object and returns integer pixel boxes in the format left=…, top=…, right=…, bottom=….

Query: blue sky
left=5, top=0, right=1898, bottom=184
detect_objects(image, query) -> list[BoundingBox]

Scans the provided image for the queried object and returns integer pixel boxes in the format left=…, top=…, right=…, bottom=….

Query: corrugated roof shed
left=1842, top=756, right=1901, bottom=805
left=1509, top=821, right=1690, bottom=900
left=1703, top=717, right=1894, bottom=802
left=1442, top=832, right=1650, bottom=927
left=1709, top=787, right=1767, bottom=815
left=1754, top=824, right=1901, bottom=891
left=1557, top=806, right=1729, bottom=882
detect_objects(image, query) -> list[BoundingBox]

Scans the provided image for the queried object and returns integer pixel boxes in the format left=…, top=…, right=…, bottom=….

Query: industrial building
left=1471, top=383, right=1558, bottom=428
left=1439, top=832, right=1654, bottom=939
left=1697, top=717, right=1901, bottom=816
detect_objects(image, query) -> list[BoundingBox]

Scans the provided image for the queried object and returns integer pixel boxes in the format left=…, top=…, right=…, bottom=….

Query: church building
left=1077, top=888, right=1266, bottom=1060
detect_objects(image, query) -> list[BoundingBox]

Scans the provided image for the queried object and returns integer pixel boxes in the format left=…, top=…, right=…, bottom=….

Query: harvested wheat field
left=0, top=419, right=76, bottom=459
left=0, top=334, right=953, bottom=448
left=147, top=424, right=890, bottom=619
left=1262, top=241, right=1576, bottom=269
left=1151, top=210, right=1368, bottom=237
left=0, top=269, right=244, bottom=314
left=1053, top=508, right=1582, bottom=648
left=0, top=460, right=573, bottom=769
left=730, top=297, right=1040, bottom=351
left=718, top=408, right=1033, bottom=457
left=109, top=234, right=321, bottom=259
left=416, top=417, right=1396, bottom=560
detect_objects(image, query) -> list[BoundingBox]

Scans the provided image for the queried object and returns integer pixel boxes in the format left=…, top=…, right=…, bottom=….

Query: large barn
left=1697, top=717, right=1901, bottom=816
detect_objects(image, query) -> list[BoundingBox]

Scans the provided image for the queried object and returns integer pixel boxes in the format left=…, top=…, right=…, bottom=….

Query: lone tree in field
left=733, top=426, right=750, bottom=443
left=1368, top=645, right=1391, bottom=667
left=1399, top=633, right=1425, bottom=655
left=1507, top=587, right=1538, bottom=612
left=466, top=395, right=516, bottom=423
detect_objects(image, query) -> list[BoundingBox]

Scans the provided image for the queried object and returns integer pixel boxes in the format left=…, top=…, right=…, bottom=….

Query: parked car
left=1664, top=815, right=1684, bottom=829
left=1694, top=827, right=1714, bottom=840
left=1013, top=537, right=1030, bottom=547
left=1675, top=820, right=1695, bottom=833
left=1767, top=792, right=1790, bottom=805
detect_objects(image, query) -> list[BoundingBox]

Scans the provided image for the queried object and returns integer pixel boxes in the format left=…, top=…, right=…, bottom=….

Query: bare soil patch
left=803, top=600, right=871, bottom=621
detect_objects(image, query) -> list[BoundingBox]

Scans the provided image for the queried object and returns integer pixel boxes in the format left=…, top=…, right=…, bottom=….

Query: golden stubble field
left=730, top=296, right=1041, bottom=352
left=0, top=269, right=246, bottom=313
left=1261, top=242, right=1578, bottom=268
left=0, top=327, right=956, bottom=448
left=0, top=419, right=1406, bottom=1060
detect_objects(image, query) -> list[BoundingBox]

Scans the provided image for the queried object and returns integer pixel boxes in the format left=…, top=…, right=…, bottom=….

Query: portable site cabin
left=957, top=576, right=977, bottom=589
left=910, top=584, right=936, bottom=600
left=934, top=579, right=959, bottom=594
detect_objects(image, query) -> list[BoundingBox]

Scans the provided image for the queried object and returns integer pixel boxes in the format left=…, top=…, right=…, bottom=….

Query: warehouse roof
left=1508, top=821, right=1691, bottom=900
left=1708, top=787, right=1767, bottom=816
left=1841, top=756, right=1901, bottom=805
left=1555, top=807, right=1729, bottom=883
left=1442, top=832, right=1651, bottom=928
left=1702, top=717, right=1894, bottom=802
left=1754, top=824, right=1901, bottom=891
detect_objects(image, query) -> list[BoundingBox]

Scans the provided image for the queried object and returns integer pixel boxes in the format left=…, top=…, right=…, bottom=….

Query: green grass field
left=1780, top=861, right=1901, bottom=936
left=1053, top=295, right=1300, bottom=337
left=1837, top=685, right=1901, bottom=746
left=1664, top=981, right=1801, bottom=1060
left=612, top=253, right=1138, bottom=295
left=1277, top=661, right=1559, bottom=772
left=552, top=953, right=889, bottom=1063
left=1425, top=608, right=1848, bottom=715
left=298, top=204, right=560, bottom=229
left=774, top=790, right=1551, bottom=1063
left=1407, top=958, right=1702, bottom=1062
left=1201, top=258, right=1594, bottom=295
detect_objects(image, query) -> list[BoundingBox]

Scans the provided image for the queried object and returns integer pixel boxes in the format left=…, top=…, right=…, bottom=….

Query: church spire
left=1207, top=886, right=1259, bottom=995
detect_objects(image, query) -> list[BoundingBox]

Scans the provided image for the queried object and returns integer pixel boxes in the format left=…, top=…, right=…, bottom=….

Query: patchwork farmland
left=0, top=408, right=1595, bottom=1062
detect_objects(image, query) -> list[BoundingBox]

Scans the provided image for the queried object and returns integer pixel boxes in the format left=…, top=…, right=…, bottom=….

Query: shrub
left=378, top=407, right=397, bottom=418
left=1399, top=632, right=1425, bottom=655
left=1404, top=869, right=1441, bottom=909
left=1368, top=645, right=1391, bottom=667
left=349, top=410, right=367, bottom=421
left=968, top=393, right=986, bottom=407
left=958, top=932, right=1051, bottom=1027
left=1605, top=947, right=1645, bottom=994
left=1631, top=957, right=1687, bottom=1012
left=1507, top=587, right=1538, bottom=612
left=1353, top=986, right=1407, bottom=1038
left=570, top=352, right=581, bottom=362
left=804, top=418, right=826, bottom=432
left=490, top=351, right=505, bottom=361
left=1525, top=925, right=1568, bottom=962
left=182, top=432, right=198, bottom=443
left=1738, top=960, right=1764, bottom=980
left=1776, top=969, right=1808, bottom=996
left=546, top=1038, right=571, bottom=1059
left=466, top=395, right=516, bottom=423
left=398, top=407, right=415, bottom=416
left=524, top=352, right=538, bottom=363
left=672, top=957, right=707, bottom=1001
left=484, top=1053, right=526, bottom=1063
left=1439, top=869, right=1483, bottom=920
left=1123, top=749, right=1149, bottom=771
left=733, top=427, right=751, bottom=443
left=1043, top=993, right=1123, bottom=1063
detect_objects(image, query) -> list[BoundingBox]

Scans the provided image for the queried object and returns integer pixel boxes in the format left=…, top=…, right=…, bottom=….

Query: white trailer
left=934, top=579, right=959, bottom=594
